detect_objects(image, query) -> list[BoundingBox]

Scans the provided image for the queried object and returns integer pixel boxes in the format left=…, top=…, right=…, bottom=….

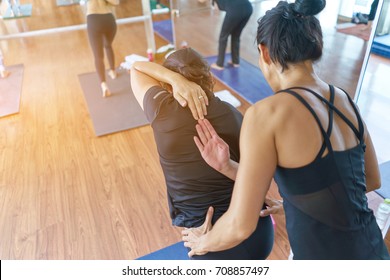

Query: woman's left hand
left=171, top=78, right=209, bottom=120
left=182, top=206, right=214, bottom=257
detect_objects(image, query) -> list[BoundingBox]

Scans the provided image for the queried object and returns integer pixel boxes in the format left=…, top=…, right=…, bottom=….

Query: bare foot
left=228, top=61, right=240, bottom=68
left=0, top=70, right=10, bottom=78
left=108, top=69, right=117, bottom=79
left=101, top=82, right=111, bottom=97
left=211, top=63, right=224, bottom=70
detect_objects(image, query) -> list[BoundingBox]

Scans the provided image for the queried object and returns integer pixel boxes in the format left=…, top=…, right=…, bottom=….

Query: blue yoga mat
left=372, top=35, right=390, bottom=59
left=153, top=19, right=174, bottom=44
left=137, top=242, right=189, bottom=260
left=376, top=161, right=390, bottom=199
left=205, top=54, right=273, bottom=104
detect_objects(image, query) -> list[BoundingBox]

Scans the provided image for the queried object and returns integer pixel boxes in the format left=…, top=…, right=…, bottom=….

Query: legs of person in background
left=213, top=13, right=235, bottom=70
left=361, top=0, right=379, bottom=31
left=212, top=3, right=253, bottom=70
left=229, top=8, right=252, bottom=66
left=87, top=14, right=117, bottom=97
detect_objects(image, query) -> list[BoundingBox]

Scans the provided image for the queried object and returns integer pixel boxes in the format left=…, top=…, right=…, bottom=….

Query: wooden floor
left=0, top=0, right=388, bottom=260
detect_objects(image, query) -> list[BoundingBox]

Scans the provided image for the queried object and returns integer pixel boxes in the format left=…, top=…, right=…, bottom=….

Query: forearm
left=132, top=61, right=183, bottom=86
left=201, top=211, right=254, bottom=253
left=219, top=159, right=239, bottom=181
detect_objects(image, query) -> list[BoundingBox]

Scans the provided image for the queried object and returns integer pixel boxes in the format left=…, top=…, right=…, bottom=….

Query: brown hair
left=163, top=48, right=214, bottom=97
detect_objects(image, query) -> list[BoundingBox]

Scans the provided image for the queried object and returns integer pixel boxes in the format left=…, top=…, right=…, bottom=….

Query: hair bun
left=292, top=0, right=326, bottom=16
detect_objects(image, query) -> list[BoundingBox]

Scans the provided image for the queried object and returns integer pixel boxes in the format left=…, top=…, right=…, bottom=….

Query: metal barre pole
left=0, top=15, right=149, bottom=40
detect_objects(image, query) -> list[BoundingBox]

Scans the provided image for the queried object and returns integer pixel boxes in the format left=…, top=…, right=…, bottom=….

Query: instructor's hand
left=182, top=206, right=214, bottom=257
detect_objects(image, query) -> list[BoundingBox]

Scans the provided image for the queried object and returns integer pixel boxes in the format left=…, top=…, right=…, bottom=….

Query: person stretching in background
left=86, top=0, right=119, bottom=97
left=211, top=0, right=253, bottom=70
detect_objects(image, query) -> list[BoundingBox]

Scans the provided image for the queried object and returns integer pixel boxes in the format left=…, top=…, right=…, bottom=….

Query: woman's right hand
left=182, top=206, right=214, bottom=257
left=171, top=77, right=208, bottom=120
left=260, top=198, right=284, bottom=217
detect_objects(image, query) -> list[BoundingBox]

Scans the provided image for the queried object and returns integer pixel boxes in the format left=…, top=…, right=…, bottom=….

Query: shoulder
left=246, top=94, right=293, bottom=125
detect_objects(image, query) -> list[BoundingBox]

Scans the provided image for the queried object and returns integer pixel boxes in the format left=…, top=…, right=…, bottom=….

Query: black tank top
left=274, top=85, right=390, bottom=259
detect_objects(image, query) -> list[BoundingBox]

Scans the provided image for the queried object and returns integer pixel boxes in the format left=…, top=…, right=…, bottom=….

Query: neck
left=271, top=61, right=322, bottom=92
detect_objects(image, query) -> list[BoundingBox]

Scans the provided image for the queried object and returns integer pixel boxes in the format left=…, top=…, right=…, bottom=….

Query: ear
left=258, top=44, right=271, bottom=65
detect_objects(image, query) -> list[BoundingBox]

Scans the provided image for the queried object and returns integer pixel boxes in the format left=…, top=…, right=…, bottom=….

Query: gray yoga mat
left=78, top=69, right=149, bottom=137
left=0, top=64, right=24, bottom=118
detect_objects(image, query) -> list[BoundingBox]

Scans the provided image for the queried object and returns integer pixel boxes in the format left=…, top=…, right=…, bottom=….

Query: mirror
left=355, top=0, right=390, bottom=163
left=0, top=1, right=145, bottom=38
left=168, top=0, right=389, bottom=163
left=169, top=0, right=379, bottom=99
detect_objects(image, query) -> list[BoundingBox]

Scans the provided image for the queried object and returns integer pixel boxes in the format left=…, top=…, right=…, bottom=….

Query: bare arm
left=363, top=123, right=381, bottom=192
left=183, top=104, right=277, bottom=255
left=131, top=61, right=208, bottom=119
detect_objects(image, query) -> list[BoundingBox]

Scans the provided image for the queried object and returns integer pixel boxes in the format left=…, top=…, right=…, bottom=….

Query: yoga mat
left=0, top=64, right=24, bottom=118
left=56, top=0, right=80, bottom=6
left=372, top=35, right=390, bottom=59
left=137, top=242, right=189, bottom=260
left=376, top=161, right=390, bottom=199
left=153, top=19, right=174, bottom=43
left=78, top=69, right=149, bottom=137
left=206, top=54, right=273, bottom=104
left=2, top=4, right=32, bottom=19
left=336, top=23, right=371, bottom=41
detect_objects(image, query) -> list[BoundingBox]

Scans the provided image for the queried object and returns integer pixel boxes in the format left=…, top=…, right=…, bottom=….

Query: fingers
left=261, top=198, right=284, bottom=216
left=203, top=206, right=214, bottom=229
left=260, top=209, right=271, bottom=217
left=198, top=119, right=212, bottom=141
left=194, top=136, right=204, bottom=153
left=187, top=249, right=194, bottom=258
left=190, top=93, right=207, bottom=120
left=203, top=118, right=218, bottom=138
left=175, top=94, right=188, bottom=108
left=177, top=87, right=208, bottom=120
left=195, top=122, right=209, bottom=147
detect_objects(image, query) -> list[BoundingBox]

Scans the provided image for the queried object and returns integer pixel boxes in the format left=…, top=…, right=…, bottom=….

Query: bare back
left=270, top=84, right=363, bottom=168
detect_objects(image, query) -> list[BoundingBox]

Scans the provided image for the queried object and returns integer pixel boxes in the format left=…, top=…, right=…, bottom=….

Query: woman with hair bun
left=182, top=0, right=390, bottom=259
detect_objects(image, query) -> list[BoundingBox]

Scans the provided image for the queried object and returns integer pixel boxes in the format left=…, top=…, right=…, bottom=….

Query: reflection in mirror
left=0, top=0, right=145, bottom=37
left=170, top=0, right=377, bottom=100
left=149, top=0, right=175, bottom=47
left=355, top=0, right=390, bottom=163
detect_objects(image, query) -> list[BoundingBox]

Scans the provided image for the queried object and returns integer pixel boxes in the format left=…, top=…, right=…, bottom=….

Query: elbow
left=366, top=177, right=381, bottom=192
left=231, top=217, right=257, bottom=244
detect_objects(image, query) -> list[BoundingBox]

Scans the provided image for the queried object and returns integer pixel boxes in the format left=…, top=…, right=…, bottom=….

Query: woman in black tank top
left=182, top=0, right=389, bottom=260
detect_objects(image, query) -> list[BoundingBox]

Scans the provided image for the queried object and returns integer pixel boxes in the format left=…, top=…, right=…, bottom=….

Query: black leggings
left=87, top=13, right=117, bottom=83
left=368, top=0, right=379, bottom=21
left=189, top=215, right=274, bottom=260
left=216, top=1, right=253, bottom=67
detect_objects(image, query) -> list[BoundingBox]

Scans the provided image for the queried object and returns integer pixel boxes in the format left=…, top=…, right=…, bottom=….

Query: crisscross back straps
left=280, top=89, right=334, bottom=155
left=287, top=86, right=364, bottom=144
